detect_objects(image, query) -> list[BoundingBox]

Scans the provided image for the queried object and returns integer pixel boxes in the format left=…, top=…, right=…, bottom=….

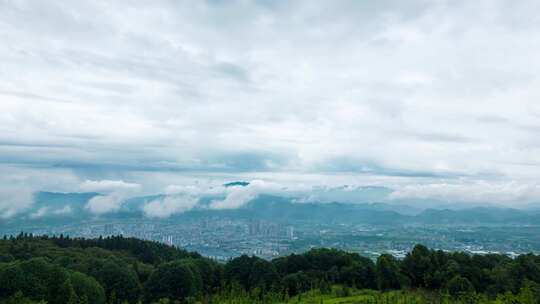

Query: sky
left=1, top=0, right=540, bottom=217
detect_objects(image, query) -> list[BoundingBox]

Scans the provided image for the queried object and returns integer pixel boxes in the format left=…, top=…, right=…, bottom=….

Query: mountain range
left=3, top=191, right=540, bottom=227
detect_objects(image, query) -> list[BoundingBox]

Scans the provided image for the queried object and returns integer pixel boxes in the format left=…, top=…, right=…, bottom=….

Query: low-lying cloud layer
left=143, top=195, right=199, bottom=218
left=142, top=180, right=283, bottom=217
left=3, top=173, right=540, bottom=219
left=1, top=1, right=540, bottom=216
left=209, top=180, right=282, bottom=210
left=389, top=182, right=540, bottom=206
left=81, top=180, right=141, bottom=214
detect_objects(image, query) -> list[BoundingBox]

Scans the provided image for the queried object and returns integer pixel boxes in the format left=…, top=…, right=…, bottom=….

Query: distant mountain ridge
left=8, top=191, right=540, bottom=226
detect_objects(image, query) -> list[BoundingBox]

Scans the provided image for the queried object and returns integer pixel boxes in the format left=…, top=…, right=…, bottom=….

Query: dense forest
left=0, top=234, right=539, bottom=303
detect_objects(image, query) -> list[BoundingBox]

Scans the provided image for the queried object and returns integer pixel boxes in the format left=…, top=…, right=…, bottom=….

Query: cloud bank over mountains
left=143, top=180, right=284, bottom=218
left=1, top=1, right=540, bottom=217
left=143, top=195, right=198, bottom=218
left=2, top=174, right=540, bottom=219
left=81, top=180, right=141, bottom=214
left=51, top=179, right=540, bottom=219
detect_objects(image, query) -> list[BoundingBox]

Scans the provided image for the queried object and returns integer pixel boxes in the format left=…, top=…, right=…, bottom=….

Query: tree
left=281, top=272, right=311, bottom=296
left=4, top=291, right=36, bottom=304
left=340, top=261, right=377, bottom=289
left=225, top=255, right=256, bottom=290
left=19, top=258, right=56, bottom=300
left=191, top=258, right=222, bottom=293
left=518, top=280, right=539, bottom=304
left=446, top=275, right=474, bottom=296
left=96, top=260, right=141, bottom=304
left=57, top=279, right=79, bottom=304
left=70, top=271, right=106, bottom=304
left=0, top=263, right=25, bottom=298
left=376, top=254, right=404, bottom=290
left=47, top=264, right=70, bottom=304
left=402, top=244, right=432, bottom=287
left=273, top=254, right=310, bottom=275
left=319, top=279, right=331, bottom=294
left=248, top=259, right=279, bottom=292
left=144, top=260, right=198, bottom=302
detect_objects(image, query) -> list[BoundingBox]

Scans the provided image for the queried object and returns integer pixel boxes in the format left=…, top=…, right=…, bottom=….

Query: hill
left=0, top=235, right=539, bottom=303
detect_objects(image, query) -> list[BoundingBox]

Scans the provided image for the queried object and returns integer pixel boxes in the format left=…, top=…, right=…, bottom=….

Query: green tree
left=57, top=279, right=79, bottom=304
left=144, top=260, right=198, bottom=302
left=96, top=260, right=141, bottom=303
left=70, top=271, right=106, bottom=304
left=340, top=260, right=376, bottom=289
left=402, top=244, right=432, bottom=288
left=4, top=291, right=36, bottom=304
left=0, top=263, right=25, bottom=298
left=446, top=275, right=475, bottom=296
left=47, top=264, right=70, bottom=304
left=224, top=255, right=254, bottom=290
left=518, top=280, right=539, bottom=304
left=19, top=258, right=56, bottom=300
left=376, top=254, right=404, bottom=291
left=249, top=259, right=279, bottom=292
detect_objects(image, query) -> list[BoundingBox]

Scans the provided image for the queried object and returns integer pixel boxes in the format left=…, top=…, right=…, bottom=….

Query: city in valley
left=4, top=208, right=538, bottom=261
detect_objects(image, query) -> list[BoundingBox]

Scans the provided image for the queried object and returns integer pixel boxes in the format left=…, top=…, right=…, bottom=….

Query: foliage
left=1, top=233, right=540, bottom=303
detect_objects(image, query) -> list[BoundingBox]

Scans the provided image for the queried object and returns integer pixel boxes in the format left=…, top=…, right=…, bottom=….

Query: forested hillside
left=0, top=234, right=539, bottom=303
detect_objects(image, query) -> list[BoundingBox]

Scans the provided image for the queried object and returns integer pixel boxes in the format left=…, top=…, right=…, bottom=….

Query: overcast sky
left=1, top=0, right=540, bottom=217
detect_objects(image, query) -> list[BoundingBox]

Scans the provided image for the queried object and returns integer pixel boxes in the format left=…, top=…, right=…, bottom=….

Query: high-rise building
left=286, top=226, right=294, bottom=240
left=162, top=235, right=173, bottom=246
left=104, top=224, right=114, bottom=236
left=249, top=220, right=262, bottom=235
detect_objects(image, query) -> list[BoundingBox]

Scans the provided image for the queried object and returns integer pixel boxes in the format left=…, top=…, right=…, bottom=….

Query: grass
left=287, top=288, right=381, bottom=304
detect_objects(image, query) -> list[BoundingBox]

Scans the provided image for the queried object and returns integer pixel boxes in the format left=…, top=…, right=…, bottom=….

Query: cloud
left=29, top=207, right=49, bottom=219
left=28, top=205, right=72, bottom=218
left=86, top=194, right=125, bottom=214
left=0, top=188, right=33, bottom=218
left=79, top=180, right=141, bottom=193
left=142, top=195, right=199, bottom=218
left=53, top=205, right=72, bottom=215
left=0, top=165, right=79, bottom=218
left=154, top=179, right=398, bottom=212
left=1, top=1, right=540, bottom=206
left=389, top=181, right=540, bottom=205
left=81, top=180, right=140, bottom=214
left=296, top=185, right=393, bottom=204
left=164, top=184, right=210, bottom=196
left=209, top=180, right=280, bottom=209
left=142, top=181, right=261, bottom=215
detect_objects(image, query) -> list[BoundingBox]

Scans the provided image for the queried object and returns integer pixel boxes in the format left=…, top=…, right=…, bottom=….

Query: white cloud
left=142, top=181, right=261, bottom=216
left=0, top=165, right=79, bottom=218
left=81, top=180, right=140, bottom=214
left=209, top=180, right=281, bottom=209
left=209, top=189, right=257, bottom=210
left=29, top=207, right=49, bottom=219
left=1, top=1, right=540, bottom=207
left=389, top=181, right=540, bottom=206
left=80, top=180, right=141, bottom=193
left=164, top=184, right=215, bottom=196
left=53, top=205, right=72, bottom=215
left=294, top=185, right=392, bottom=204
left=0, top=188, right=33, bottom=218
left=142, top=195, right=198, bottom=218
left=86, top=194, right=125, bottom=215
left=28, top=205, right=72, bottom=218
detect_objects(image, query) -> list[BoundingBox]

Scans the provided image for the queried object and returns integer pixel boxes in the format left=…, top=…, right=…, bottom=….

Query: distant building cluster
left=4, top=217, right=538, bottom=261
